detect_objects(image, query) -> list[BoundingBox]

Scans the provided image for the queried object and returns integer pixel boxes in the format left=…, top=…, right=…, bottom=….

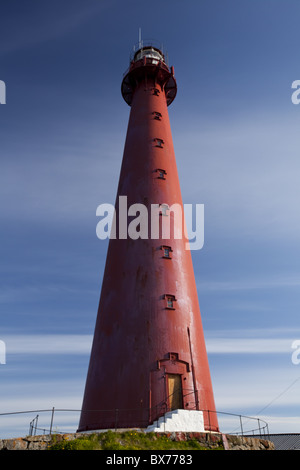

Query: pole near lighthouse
left=78, top=40, right=219, bottom=433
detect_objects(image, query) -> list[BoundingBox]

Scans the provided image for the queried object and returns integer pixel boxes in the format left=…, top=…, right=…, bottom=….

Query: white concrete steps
left=145, top=409, right=205, bottom=433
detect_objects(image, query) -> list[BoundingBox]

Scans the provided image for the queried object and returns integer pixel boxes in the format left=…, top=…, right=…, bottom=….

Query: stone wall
left=0, top=431, right=275, bottom=451
left=225, top=434, right=274, bottom=450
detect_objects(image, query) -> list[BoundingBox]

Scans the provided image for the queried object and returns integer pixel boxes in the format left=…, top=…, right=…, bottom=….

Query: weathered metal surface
left=78, top=47, right=218, bottom=432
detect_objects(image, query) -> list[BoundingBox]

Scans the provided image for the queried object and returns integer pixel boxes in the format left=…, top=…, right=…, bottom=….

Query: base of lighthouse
left=79, top=410, right=207, bottom=434
left=145, top=410, right=205, bottom=433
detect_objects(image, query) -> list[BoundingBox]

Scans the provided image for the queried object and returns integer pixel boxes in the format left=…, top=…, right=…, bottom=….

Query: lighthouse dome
left=134, top=46, right=165, bottom=65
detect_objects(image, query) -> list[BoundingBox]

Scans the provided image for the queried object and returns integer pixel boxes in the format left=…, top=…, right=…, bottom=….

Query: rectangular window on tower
left=161, top=245, right=172, bottom=259
left=152, top=111, right=162, bottom=121
left=156, top=168, right=167, bottom=180
left=164, top=294, right=176, bottom=310
left=154, top=138, right=164, bottom=148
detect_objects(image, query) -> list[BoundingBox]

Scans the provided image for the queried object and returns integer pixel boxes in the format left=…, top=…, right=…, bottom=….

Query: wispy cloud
left=197, top=275, right=300, bottom=293
left=0, top=139, right=122, bottom=225
left=0, top=2, right=111, bottom=57
left=176, top=111, right=300, bottom=241
left=0, top=283, right=98, bottom=304
left=205, top=327, right=300, bottom=354
left=207, top=337, right=293, bottom=354
left=2, top=328, right=299, bottom=356
left=0, top=383, right=84, bottom=438
left=3, top=334, right=92, bottom=355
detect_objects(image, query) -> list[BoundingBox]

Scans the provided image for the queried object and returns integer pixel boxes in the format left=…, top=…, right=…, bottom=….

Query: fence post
left=34, top=415, right=39, bottom=436
left=49, top=407, right=55, bottom=435
left=239, top=415, right=244, bottom=436
left=29, top=419, right=33, bottom=436
left=257, top=418, right=262, bottom=436
left=29, top=415, right=39, bottom=436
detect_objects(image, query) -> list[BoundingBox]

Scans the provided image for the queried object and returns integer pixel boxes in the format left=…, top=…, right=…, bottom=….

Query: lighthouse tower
left=78, top=42, right=219, bottom=433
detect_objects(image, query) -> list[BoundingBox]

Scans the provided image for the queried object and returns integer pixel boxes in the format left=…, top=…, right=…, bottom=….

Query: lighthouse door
left=167, top=374, right=183, bottom=411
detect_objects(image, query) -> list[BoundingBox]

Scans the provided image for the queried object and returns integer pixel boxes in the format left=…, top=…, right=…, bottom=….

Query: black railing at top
left=130, top=39, right=168, bottom=63
left=122, top=55, right=171, bottom=80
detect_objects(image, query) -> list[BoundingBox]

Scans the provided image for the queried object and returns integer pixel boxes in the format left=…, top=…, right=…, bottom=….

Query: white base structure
left=145, top=410, right=205, bottom=433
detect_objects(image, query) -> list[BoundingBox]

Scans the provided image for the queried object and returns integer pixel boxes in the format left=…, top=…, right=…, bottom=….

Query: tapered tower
left=78, top=42, right=219, bottom=432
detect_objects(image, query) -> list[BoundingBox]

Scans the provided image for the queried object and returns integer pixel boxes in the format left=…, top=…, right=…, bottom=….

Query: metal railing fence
left=0, top=405, right=269, bottom=439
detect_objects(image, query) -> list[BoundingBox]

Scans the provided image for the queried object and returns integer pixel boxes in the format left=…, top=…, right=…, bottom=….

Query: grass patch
left=48, top=430, right=224, bottom=451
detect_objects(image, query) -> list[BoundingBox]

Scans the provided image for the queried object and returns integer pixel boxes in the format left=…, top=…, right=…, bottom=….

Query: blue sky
left=1, top=0, right=300, bottom=438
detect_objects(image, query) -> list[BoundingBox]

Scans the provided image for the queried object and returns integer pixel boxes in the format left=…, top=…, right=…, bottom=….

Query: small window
left=154, top=138, right=164, bottom=148
left=156, top=168, right=167, bottom=179
left=161, top=245, right=172, bottom=259
left=165, top=294, right=176, bottom=309
left=152, top=111, right=162, bottom=121
left=164, top=247, right=171, bottom=258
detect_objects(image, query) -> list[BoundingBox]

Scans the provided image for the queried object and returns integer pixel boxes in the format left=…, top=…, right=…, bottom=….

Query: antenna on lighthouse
left=138, top=27, right=142, bottom=49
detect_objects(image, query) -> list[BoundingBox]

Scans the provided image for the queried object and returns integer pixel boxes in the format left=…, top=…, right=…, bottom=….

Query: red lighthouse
left=78, top=42, right=219, bottom=433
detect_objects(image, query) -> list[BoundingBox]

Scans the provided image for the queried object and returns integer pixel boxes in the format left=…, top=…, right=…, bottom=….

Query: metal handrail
left=0, top=404, right=270, bottom=439
left=130, top=39, right=168, bottom=62
left=150, top=387, right=198, bottom=428
left=122, top=55, right=171, bottom=80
